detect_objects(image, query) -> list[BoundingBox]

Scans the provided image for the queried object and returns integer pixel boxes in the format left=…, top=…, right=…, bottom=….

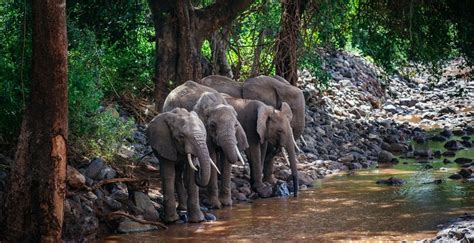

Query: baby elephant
left=225, top=97, right=299, bottom=198
left=146, top=108, right=212, bottom=223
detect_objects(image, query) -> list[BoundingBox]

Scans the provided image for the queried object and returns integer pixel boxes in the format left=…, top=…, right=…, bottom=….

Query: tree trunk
left=211, top=26, right=233, bottom=78
left=148, top=0, right=253, bottom=112
left=275, top=0, right=303, bottom=86
left=250, top=29, right=270, bottom=77
left=3, top=0, right=68, bottom=242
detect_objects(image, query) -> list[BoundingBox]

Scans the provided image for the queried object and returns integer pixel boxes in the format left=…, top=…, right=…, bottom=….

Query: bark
left=211, top=26, right=233, bottom=78
left=3, top=0, right=68, bottom=241
left=250, top=29, right=270, bottom=77
left=148, top=0, right=253, bottom=112
left=275, top=0, right=304, bottom=86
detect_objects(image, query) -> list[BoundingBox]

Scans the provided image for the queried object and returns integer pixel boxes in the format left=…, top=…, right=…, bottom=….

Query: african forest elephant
left=163, top=81, right=249, bottom=208
left=225, top=97, right=299, bottom=198
left=146, top=108, right=212, bottom=223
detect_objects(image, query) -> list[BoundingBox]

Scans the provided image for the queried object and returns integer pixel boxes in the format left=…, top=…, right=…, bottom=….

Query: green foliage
left=82, top=107, right=135, bottom=161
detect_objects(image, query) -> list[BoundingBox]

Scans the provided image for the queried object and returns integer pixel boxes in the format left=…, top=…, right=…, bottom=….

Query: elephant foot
left=177, top=204, right=187, bottom=211
left=207, top=196, right=223, bottom=209
left=263, top=175, right=277, bottom=185
left=219, top=193, right=232, bottom=207
left=163, top=212, right=180, bottom=224
left=253, top=183, right=273, bottom=198
left=188, top=210, right=205, bottom=223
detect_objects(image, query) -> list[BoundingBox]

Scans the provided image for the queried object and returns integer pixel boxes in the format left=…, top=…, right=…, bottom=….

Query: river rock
left=67, top=166, right=86, bottom=189
left=233, top=192, right=248, bottom=201
left=133, top=192, right=160, bottom=221
left=376, top=177, right=405, bottom=186
left=298, top=172, right=314, bottom=187
left=459, top=168, right=472, bottom=178
left=440, top=129, right=453, bottom=138
left=444, top=140, right=464, bottom=150
left=443, top=158, right=452, bottom=164
left=414, top=149, right=433, bottom=158
left=449, top=174, right=463, bottom=180
left=461, top=140, right=472, bottom=148
left=442, top=150, right=456, bottom=157
left=430, top=134, right=448, bottom=142
left=85, top=158, right=105, bottom=179
left=273, top=181, right=290, bottom=197
left=455, top=158, right=473, bottom=164
left=117, top=218, right=158, bottom=233
left=377, top=150, right=396, bottom=163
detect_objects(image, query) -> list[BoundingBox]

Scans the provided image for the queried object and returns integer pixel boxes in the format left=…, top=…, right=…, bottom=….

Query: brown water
left=105, top=136, right=474, bottom=242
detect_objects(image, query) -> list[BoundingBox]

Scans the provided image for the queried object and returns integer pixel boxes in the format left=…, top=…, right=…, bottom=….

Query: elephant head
left=256, top=102, right=299, bottom=196
left=199, top=75, right=243, bottom=98
left=194, top=92, right=249, bottom=164
left=146, top=108, right=211, bottom=187
left=243, top=75, right=306, bottom=140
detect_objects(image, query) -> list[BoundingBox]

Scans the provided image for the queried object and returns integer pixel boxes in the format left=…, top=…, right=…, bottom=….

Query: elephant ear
left=281, top=102, right=293, bottom=121
left=235, top=121, right=249, bottom=151
left=256, top=105, right=272, bottom=144
left=146, top=113, right=177, bottom=161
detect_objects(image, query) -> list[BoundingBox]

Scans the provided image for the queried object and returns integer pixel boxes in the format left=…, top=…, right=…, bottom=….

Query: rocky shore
left=0, top=50, right=472, bottom=240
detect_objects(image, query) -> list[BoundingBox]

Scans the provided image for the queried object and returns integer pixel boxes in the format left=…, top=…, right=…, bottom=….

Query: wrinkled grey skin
left=199, top=75, right=305, bottom=194
left=225, top=97, right=299, bottom=198
left=146, top=108, right=211, bottom=223
left=163, top=81, right=249, bottom=209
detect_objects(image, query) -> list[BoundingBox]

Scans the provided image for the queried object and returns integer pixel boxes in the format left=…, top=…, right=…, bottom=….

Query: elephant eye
left=178, top=133, right=185, bottom=139
left=209, top=122, right=216, bottom=129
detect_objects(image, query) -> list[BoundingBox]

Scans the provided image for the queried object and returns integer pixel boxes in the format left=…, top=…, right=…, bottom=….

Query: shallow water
left=105, top=137, right=474, bottom=242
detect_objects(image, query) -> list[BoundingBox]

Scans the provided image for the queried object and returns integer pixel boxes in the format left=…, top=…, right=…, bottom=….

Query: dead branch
left=107, top=211, right=168, bottom=230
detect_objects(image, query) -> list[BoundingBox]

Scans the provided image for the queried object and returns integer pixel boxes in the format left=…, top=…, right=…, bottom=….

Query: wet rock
left=117, top=218, right=158, bottom=233
left=298, top=172, right=314, bottom=187
left=430, top=134, right=448, bottom=142
left=440, top=129, right=453, bottom=138
left=452, top=129, right=466, bottom=136
left=233, top=192, right=248, bottom=201
left=105, top=196, right=122, bottom=210
left=455, top=158, right=473, bottom=164
left=377, top=150, right=395, bottom=163
left=443, top=158, right=452, bottom=164
left=442, top=150, right=456, bottom=157
left=444, top=140, right=464, bottom=150
left=85, top=158, right=105, bottom=179
left=133, top=192, right=160, bottom=221
left=98, top=166, right=117, bottom=180
left=376, top=177, right=405, bottom=186
left=414, top=149, right=433, bottom=158
left=461, top=140, right=472, bottom=148
left=433, top=150, right=442, bottom=158
left=399, top=98, right=417, bottom=107
left=449, top=174, right=463, bottom=180
left=238, top=186, right=252, bottom=196
left=459, top=168, right=472, bottom=178
left=388, top=143, right=407, bottom=153
left=438, top=107, right=456, bottom=115
left=67, top=166, right=86, bottom=189
left=204, top=212, right=217, bottom=221
left=273, top=181, right=290, bottom=197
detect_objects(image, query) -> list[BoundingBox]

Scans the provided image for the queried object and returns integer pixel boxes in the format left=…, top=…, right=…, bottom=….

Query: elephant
left=225, top=97, right=299, bottom=198
left=163, top=81, right=249, bottom=209
left=199, top=75, right=306, bottom=192
left=146, top=108, right=212, bottom=223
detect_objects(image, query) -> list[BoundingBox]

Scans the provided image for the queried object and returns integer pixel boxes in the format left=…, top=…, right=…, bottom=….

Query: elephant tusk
left=235, top=145, right=246, bottom=166
left=210, top=158, right=221, bottom=175
left=281, top=147, right=290, bottom=166
left=187, top=153, right=198, bottom=171
left=293, top=138, right=302, bottom=154
left=300, top=135, right=308, bottom=147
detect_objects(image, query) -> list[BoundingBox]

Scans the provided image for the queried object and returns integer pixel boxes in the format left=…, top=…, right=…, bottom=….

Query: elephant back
left=163, top=80, right=218, bottom=112
left=199, top=75, right=243, bottom=98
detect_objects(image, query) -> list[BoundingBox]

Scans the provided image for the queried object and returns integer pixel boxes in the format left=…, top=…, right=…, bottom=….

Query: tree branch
left=195, top=0, right=254, bottom=40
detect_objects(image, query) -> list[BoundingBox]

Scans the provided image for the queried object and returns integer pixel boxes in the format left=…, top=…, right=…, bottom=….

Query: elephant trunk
left=217, top=127, right=239, bottom=164
left=284, top=128, right=299, bottom=197
left=290, top=97, right=305, bottom=139
left=193, top=133, right=211, bottom=187
left=221, top=140, right=239, bottom=164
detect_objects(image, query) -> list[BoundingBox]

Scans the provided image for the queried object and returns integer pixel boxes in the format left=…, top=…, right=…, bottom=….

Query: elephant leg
left=175, top=163, right=187, bottom=211
left=263, top=144, right=278, bottom=185
left=185, top=164, right=205, bottom=223
left=219, top=154, right=232, bottom=207
left=207, top=149, right=221, bottom=209
left=160, top=161, right=179, bottom=223
left=246, top=144, right=272, bottom=198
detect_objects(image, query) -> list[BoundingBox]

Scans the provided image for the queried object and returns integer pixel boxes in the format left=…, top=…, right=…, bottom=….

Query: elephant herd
left=146, top=75, right=306, bottom=223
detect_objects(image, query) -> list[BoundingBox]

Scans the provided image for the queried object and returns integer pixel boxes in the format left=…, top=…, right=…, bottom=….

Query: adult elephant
left=146, top=108, right=212, bottom=223
left=163, top=81, right=248, bottom=209
left=225, top=97, right=299, bottom=197
left=200, top=75, right=305, bottom=188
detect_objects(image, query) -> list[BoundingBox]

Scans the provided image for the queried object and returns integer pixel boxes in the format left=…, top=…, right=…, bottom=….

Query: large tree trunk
left=148, top=0, right=253, bottom=112
left=3, top=0, right=68, bottom=241
left=275, top=0, right=304, bottom=86
left=250, top=29, right=270, bottom=77
left=211, top=26, right=233, bottom=78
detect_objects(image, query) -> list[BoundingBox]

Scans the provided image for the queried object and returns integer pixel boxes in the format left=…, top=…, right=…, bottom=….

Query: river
left=105, top=136, right=474, bottom=242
